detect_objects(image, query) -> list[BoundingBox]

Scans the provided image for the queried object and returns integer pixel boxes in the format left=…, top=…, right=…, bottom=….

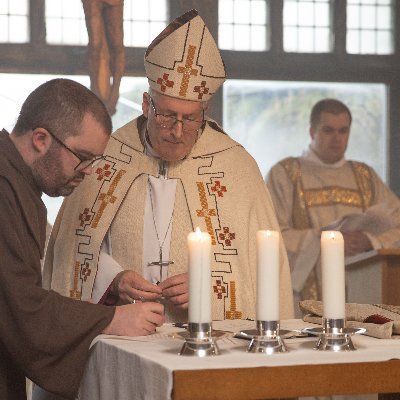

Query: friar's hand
left=111, top=270, right=163, bottom=304
left=103, top=302, right=165, bottom=336
left=158, top=272, right=189, bottom=310
left=341, top=230, right=373, bottom=256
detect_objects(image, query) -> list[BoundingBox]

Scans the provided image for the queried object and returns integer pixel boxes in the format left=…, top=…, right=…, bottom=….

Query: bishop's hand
left=158, top=272, right=189, bottom=310
left=111, top=270, right=163, bottom=304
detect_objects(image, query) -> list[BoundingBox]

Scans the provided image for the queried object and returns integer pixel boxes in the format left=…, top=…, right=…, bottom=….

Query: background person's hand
left=111, top=270, right=162, bottom=304
left=341, top=230, right=373, bottom=256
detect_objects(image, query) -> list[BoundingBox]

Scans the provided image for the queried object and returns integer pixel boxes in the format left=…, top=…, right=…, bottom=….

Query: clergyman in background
left=266, top=98, right=400, bottom=315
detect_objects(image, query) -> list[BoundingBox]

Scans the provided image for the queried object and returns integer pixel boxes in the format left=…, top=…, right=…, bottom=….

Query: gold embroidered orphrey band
left=280, top=157, right=374, bottom=230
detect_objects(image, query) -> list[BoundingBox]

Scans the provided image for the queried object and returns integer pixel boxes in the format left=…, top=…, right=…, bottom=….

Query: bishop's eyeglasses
left=149, top=97, right=204, bottom=133
left=41, top=128, right=104, bottom=171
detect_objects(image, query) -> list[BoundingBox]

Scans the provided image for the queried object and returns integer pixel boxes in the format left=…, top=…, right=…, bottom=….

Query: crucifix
left=147, top=248, right=174, bottom=284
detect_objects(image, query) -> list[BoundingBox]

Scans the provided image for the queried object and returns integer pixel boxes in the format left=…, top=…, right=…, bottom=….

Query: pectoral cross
left=147, top=247, right=174, bottom=283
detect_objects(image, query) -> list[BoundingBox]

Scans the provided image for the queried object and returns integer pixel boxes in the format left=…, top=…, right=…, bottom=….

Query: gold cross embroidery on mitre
left=177, top=45, right=198, bottom=97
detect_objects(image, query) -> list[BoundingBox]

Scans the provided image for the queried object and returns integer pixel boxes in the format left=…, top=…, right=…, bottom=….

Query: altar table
left=78, top=319, right=400, bottom=400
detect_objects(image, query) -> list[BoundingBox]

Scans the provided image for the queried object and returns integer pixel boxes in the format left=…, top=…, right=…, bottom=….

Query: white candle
left=321, top=231, right=346, bottom=319
left=187, top=227, right=212, bottom=323
left=256, top=230, right=280, bottom=321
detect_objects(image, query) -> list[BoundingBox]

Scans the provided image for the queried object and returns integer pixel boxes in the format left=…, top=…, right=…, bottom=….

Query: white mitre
left=144, top=9, right=226, bottom=102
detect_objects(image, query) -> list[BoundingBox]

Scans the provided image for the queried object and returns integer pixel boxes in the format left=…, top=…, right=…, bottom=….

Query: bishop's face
left=142, top=91, right=204, bottom=161
left=310, top=111, right=351, bottom=164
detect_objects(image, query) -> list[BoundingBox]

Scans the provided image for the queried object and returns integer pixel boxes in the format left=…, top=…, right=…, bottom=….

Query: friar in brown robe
left=0, top=129, right=115, bottom=399
left=0, top=78, right=164, bottom=400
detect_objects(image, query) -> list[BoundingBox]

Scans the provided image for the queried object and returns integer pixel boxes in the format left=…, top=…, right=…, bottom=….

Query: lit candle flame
left=195, top=227, right=202, bottom=238
left=323, top=231, right=343, bottom=241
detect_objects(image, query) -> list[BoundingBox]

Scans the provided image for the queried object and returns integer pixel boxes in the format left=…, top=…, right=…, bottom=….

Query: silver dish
left=303, top=326, right=366, bottom=336
left=170, top=329, right=229, bottom=341
left=237, top=329, right=309, bottom=340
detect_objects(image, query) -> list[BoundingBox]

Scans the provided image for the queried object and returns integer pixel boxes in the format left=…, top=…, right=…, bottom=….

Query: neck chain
left=147, top=176, right=175, bottom=282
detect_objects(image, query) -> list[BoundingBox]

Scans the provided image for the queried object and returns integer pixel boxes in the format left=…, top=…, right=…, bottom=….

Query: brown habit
left=0, top=129, right=114, bottom=400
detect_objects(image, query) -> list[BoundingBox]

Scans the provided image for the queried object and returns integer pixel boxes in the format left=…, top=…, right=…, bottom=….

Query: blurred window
left=347, top=0, right=394, bottom=54
left=46, top=0, right=87, bottom=45
left=0, top=0, right=29, bottom=43
left=283, top=0, right=332, bottom=52
left=123, top=0, right=167, bottom=47
left=219, top=0, right=269, bottom=51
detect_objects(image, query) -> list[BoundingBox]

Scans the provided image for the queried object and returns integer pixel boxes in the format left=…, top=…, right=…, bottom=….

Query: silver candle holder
left=247, top=320, right=288, bottom=354
left=305, top=318, right=363, bottom=351
left=179, top=322, right=220, bottom=357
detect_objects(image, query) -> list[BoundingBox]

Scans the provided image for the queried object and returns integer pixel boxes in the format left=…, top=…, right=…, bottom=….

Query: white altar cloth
left=78, top=319, right=400, bottom=400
